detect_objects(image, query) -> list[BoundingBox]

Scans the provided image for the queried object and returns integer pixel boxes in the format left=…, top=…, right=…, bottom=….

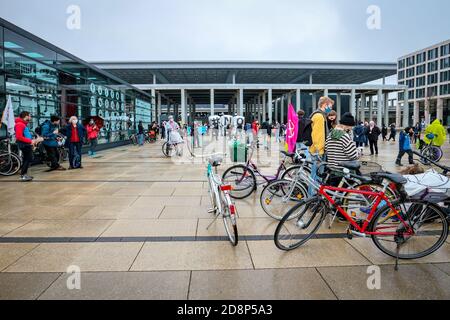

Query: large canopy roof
left=94, top=61, right=397, bottom=85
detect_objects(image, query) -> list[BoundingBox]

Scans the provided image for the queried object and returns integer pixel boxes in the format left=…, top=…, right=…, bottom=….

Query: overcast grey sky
left=0, top=0, right=449, bottom=63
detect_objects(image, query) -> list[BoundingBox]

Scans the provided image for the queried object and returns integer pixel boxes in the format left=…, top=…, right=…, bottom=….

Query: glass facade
left=0, top=20, right=154, bottom=146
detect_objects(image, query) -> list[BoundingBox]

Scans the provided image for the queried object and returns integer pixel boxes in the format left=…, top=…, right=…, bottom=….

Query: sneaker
left=20, top=175, right=33, bottom=182
left=56, top=166, right=66, bottom=171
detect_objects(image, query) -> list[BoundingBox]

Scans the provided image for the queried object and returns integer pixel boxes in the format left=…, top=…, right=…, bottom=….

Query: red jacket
left=14, top=118, right=33, bottom=144
left=86, top=124, right=99, bottom=140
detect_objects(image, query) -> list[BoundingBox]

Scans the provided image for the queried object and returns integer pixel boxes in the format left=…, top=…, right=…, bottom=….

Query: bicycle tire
left=222, top=165, right=256, bottom=199
left=162, top=142, right=174, bottom=157
left=274, top=196, right=327, bottom=251
left=260, top=179, right=308, bottom=221
left=0, top=153, right=21, bottom=176
left=370, top=199, right=449, bottom=260
left=222, top=195, right=238, bottom=246
left=281, top=165, right=311, bottom=180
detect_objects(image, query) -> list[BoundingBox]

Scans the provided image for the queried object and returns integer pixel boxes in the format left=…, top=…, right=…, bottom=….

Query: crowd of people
left=14, top=112, right=100, bottom=182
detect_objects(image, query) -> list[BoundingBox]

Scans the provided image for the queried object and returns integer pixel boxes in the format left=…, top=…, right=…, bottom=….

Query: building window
left=399, top=92, right=404, bottom=101
left=416, top=64, right=426, bottom=75
left=441, top=44, right=450, bottom=57
left=409, top=90, right=415, bottom=99
left=441, top=57, right=450, bottom=69
left=416, top=76, right=426, bottom=87
left=406, top=67, right=415, bottom=78
left=406, top=56, right=415, bottom=67
left=398, top=59, right=405, bottom=69
left=407, top=79, right=415, bottom=88
left=428, top=73, right=438, bottom=85
left=416, top=52, right=427, bottom=64
left=428, top=47, right=439, bottom=60
left=427, top=86, right=438, bottom=97
left=440, top=84, right=449, bottom=95
left=428, top=61, right=438, bottom=73
left=398, top=70, right=405, bottom=80
left=441, top=70, right=450, bottom=82
left=416, top=88, right=425, bottom=99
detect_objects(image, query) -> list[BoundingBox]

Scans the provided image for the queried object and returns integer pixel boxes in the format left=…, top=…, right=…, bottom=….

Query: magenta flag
left=286, top=103, right=298, bottom=153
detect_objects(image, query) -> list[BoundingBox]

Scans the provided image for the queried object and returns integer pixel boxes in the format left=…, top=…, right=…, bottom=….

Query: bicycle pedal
left=207, top=208, right=216, bottom=214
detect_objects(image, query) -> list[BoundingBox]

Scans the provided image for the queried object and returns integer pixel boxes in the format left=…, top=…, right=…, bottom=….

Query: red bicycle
left=274, top=172, right=449, bottom=268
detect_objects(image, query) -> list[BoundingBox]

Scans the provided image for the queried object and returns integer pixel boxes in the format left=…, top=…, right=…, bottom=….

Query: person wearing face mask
left=14, top=111, right=43, bottom=181
left=326, top=110, right=338, bottom=131
left=86, top=118, right=100, bottom=157
left=65, top=116, right=86, bottom=170
left=308, top=96, right=334, bottom=195
left=367, top=121, right=381, bottom=156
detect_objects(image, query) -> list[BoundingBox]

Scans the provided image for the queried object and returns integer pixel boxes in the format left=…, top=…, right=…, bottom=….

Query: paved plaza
left=1, top=137, right=450, bottom=300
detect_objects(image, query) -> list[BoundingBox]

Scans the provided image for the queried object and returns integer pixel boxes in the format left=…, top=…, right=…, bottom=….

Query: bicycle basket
left=359, top=161, right=384, bottom=175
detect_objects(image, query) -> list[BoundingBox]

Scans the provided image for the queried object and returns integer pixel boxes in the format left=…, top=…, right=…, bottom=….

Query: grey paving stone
left=0, top=273, right=61, bottom=300
left=317, top=264, right=450, bottom=300
left=38, top=271, right=190, bottom=300
left=189, top=268, right=337, bottom=300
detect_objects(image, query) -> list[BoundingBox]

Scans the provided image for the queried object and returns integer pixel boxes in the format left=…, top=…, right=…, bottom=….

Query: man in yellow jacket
left=308, top=96, right=335, bottom=195
left=310, top=96, right=335, bottom=156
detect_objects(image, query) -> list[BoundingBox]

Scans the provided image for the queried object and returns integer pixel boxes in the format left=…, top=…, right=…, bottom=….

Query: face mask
left=72, top=120, right=78, bottom=125
left=325, top=106, right=332, bottom=114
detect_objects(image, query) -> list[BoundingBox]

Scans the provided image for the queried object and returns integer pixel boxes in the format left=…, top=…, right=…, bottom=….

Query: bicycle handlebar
left=412, top=150, right=450, bottom=174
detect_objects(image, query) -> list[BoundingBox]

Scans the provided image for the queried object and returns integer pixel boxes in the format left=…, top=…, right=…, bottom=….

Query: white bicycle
left=206, top=155, right=239, bottom=246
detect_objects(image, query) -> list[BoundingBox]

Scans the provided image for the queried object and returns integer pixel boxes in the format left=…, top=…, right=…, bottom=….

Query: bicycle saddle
left=336, top=161, right=361, bottom=171
left=280, top=151, right=295, bottom=158
left=371, top=172, right=407, bottom=185
left=208, top=156, right=223, bottom=167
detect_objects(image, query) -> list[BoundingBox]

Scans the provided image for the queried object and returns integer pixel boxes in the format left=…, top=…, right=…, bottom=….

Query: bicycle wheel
left=162, top=142, right=174, bottom=157
left=281, top=165, right=311, bottom=180
left=0, top=153, right=21, bottom=176
left=222, top=195, right=238, bottom=246
left=207, top=175, right=221, bottom=215
left=260, top=179, right=308, bottom=220
left=342, top=183, right=398, bottom=216
left=222, top=165, right=256, bottom=199
left=274, top=196, right=327, bottom=251
left=370, top=199, right=449, bottom=260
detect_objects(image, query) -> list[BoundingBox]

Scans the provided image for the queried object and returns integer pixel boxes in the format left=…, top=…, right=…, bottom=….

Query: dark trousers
left=44, top=145, right=59, bottom=169
left=388, top=134, right=396, bottom=141
left=396, top=149, right=414, bottom=164
left=89, top=138, right=98, bottom=154
left=369, top=140, right=378, bottom=155
left=68, top=142, right=82, bottom=168
left=356, top=141, right=364, bottom=148
left=19, top=144, right=33, bottom=176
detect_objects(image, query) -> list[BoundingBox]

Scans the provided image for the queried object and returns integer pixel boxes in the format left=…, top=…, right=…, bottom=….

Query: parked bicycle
left=274, top=167, right=449, bottom=270
left=206, top=155, right=238, bottom=246
left=222, top=142, right=300, bottom=199
left=0, top=137, right=22, bottom=176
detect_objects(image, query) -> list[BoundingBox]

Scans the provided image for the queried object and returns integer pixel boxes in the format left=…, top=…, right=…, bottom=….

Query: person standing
left=396, top=127, right=414, bottom=166
left=363, top=121, right=370, bottom=147
left=42, top=115, right=66, bottom=171
left=388, top=124, right=397, bottom=142
left=413, top=123, right=421, bottom=144
left=66, top=116, right=86, bottom=170
left=86, top=119, right=100, bottom=157
left=367, top=121, right=381, bottom=156
left=274, top=122, right=281, bottom=143
left=326, top=110, right=338, bottom=131
left=381, top=124, right=388, bottom=141
left=296, top=109, right=311, bottom=159
left=137, top=121, right=145, bottom=146
left=14, top=112, right=43, bottom=181
left=353, top=122, right=365, bottom=148
left=309, top=96, right=335, bottom=195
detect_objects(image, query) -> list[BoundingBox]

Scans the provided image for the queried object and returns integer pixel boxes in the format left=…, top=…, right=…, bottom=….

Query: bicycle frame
left=319, top=185, right=414, bottom=236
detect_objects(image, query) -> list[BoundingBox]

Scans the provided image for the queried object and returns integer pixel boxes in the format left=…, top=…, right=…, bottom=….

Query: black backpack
left=299, top=111, right=326, bottom=147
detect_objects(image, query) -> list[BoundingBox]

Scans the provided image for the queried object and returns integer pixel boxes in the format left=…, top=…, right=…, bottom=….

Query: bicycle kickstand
left=206, top=211, right=221, bottom=230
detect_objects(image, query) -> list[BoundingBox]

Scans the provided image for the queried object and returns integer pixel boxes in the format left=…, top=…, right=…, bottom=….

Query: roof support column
left=157, top=92, right=162, bottom=124
left=274, top=99, right=278, bottom=123
left=181, top=89, right=186, bottom=124
left=403, top=89, right=409, bottom=128
left=296, top=89, right=301, bottom=112
left=268, top=89, right=273, bottom=124
left=280, top=96, right=285, bottom=124
left=336, top=92, right=342, bottom=122
left=350, top=89, right=356, bottom=116
left=413, top=101, right=420, bottom=126
left=312, top=94, right=317, bottom=113
left=324, top=89, right=329, bottom=97
left=360, top=93, right=366, bottom=123
left=262, top=93, right=267, bottom=123
left=210, top=89, right=215, bottom=116
left=377, top=89, right=383, bottom=128
left=425, top=99, right=430, bottom=126
left=395, top=96, right=401, bottom=128
left=239, top=89, right=244, bottom=117
left=437, top=98, right=444, bottom=123
left=384, top=94, right=389, bottom=126
left=369, top=95, right=374, bottom=121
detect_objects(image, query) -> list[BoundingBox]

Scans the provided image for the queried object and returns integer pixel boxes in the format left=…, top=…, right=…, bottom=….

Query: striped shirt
left=325, top=130, right=359, bottom=166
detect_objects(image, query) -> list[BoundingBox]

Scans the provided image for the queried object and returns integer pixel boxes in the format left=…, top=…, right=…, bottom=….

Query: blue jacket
left=65, top=123, right=86, bottom=145
left=353, top=125, right=365, bottom=143
left=41, top=120, right=60, bottom=148
left=399, top=131, right=411, bottom=151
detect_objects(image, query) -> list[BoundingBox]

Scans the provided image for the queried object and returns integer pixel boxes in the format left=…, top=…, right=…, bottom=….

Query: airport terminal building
left=1, top=16, right=414, bottom=149
left=96, top=61, right=408, bottom=127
